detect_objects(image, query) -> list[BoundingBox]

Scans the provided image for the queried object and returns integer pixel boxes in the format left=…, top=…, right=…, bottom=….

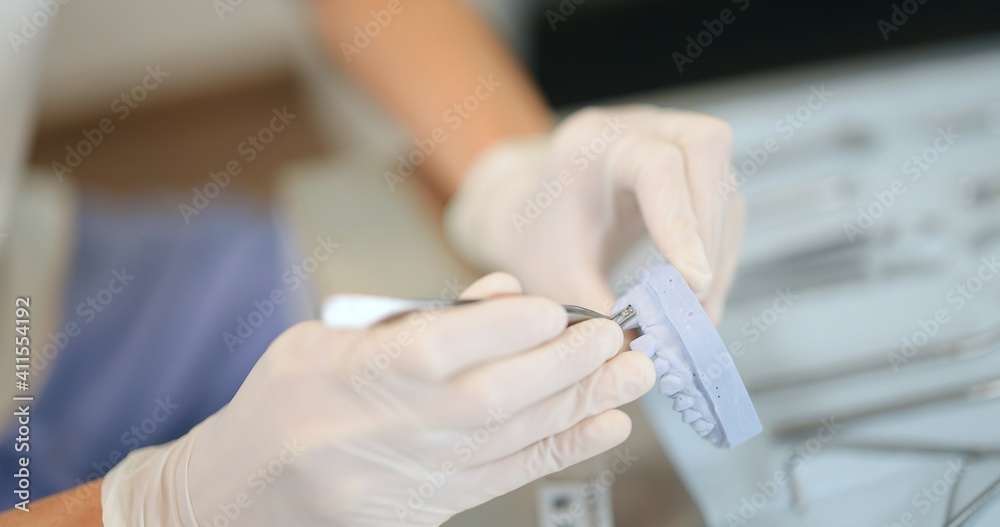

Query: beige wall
left=33, top=0, right=537, bottom=131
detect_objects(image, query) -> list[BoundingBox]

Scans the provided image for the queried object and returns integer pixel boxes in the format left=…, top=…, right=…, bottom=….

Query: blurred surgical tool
left=774, top=377, right=1000, bottom=439
left=754, top=322, right=1000, bottom=394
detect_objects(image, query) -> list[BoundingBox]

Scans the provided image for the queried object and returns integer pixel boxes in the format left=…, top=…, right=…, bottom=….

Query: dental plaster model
left=614, top=264, right=762, bottom=448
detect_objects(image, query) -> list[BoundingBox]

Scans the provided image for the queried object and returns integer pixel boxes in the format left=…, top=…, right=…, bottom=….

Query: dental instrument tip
left=612, top=305, right=637, bottom=327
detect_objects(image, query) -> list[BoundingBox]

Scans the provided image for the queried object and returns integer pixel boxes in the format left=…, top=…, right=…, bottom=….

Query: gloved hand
left=445, top=105, right=745, bottom=321
left=101, top=273, right=655, bottom=527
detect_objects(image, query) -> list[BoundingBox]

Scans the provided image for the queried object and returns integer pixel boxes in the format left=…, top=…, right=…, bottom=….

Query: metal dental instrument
left=945, top=457, right=968, bottom=522
left=322, top=294, right=637, bottom=329
left=944, top=472, right=1000, bottom=527
left=753, top=322, right=1000, bottom=395
left=774, top=378, right=1000, bottom=439
left=783, top=444, right=1000, bottom=517
left=827, top=441, right=1000, bottom=459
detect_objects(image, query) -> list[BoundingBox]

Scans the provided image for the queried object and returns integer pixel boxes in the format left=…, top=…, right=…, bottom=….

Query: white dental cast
left=615, top=264, right=762, bottom=448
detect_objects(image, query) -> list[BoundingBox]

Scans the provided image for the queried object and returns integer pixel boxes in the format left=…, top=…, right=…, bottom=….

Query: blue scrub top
left=1, top=194, right=299, bottom=507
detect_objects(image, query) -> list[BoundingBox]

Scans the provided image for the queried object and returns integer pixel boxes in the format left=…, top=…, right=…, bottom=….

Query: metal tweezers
left=324, top=294, right=637, bottom=329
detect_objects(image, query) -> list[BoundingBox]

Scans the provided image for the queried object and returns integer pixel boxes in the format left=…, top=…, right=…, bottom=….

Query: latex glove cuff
left=443, top=134, right=550, bottom=272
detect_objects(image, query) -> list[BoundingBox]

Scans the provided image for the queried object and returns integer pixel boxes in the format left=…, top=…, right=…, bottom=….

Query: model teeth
left=681, top=409, right=702, bottom=423
left=629, top=335, right=658, bottom=358
left=673, top=394, right=695, bottom=411
left=659, top=375, right=685, bottom=395
left=625, top=310, right=726, bottom=445
left=692, top=420, right=715, bottom=436
left=653, top=357, right=671, bottom=377
left=651, top=351, right=720, bottom=441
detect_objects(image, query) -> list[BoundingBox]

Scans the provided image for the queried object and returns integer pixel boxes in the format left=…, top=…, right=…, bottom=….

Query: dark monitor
left=531, top=0, right=1000, bottom=106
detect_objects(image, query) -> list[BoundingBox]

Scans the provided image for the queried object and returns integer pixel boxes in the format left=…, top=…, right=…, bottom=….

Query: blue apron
left=1, top=194, right=298, bottom=507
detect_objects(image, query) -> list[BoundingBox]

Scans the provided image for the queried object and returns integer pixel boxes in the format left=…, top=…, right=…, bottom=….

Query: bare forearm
left=0, top=480, right=103, bottom=526
left=315, top=0, right=552, bottom=196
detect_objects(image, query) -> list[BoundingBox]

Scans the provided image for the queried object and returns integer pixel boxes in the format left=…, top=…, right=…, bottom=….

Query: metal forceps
left=322, top=294, right=637, bottom=329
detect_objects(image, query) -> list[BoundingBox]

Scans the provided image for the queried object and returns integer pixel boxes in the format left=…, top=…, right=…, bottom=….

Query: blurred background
left=25, top=0, right=1000, bottom=190
left=4, top=0, right=1000, bottom=525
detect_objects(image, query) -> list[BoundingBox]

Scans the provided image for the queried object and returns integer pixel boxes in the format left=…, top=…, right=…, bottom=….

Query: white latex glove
left=445, top=105, right=745, bottom=321
left=101, top=273, right=655, bottom=527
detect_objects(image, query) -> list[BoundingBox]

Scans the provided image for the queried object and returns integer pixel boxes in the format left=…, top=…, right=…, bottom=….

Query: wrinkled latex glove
left=445, top=105, right=745, bottom=321
left=101, top=273, right=655, bottom=527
